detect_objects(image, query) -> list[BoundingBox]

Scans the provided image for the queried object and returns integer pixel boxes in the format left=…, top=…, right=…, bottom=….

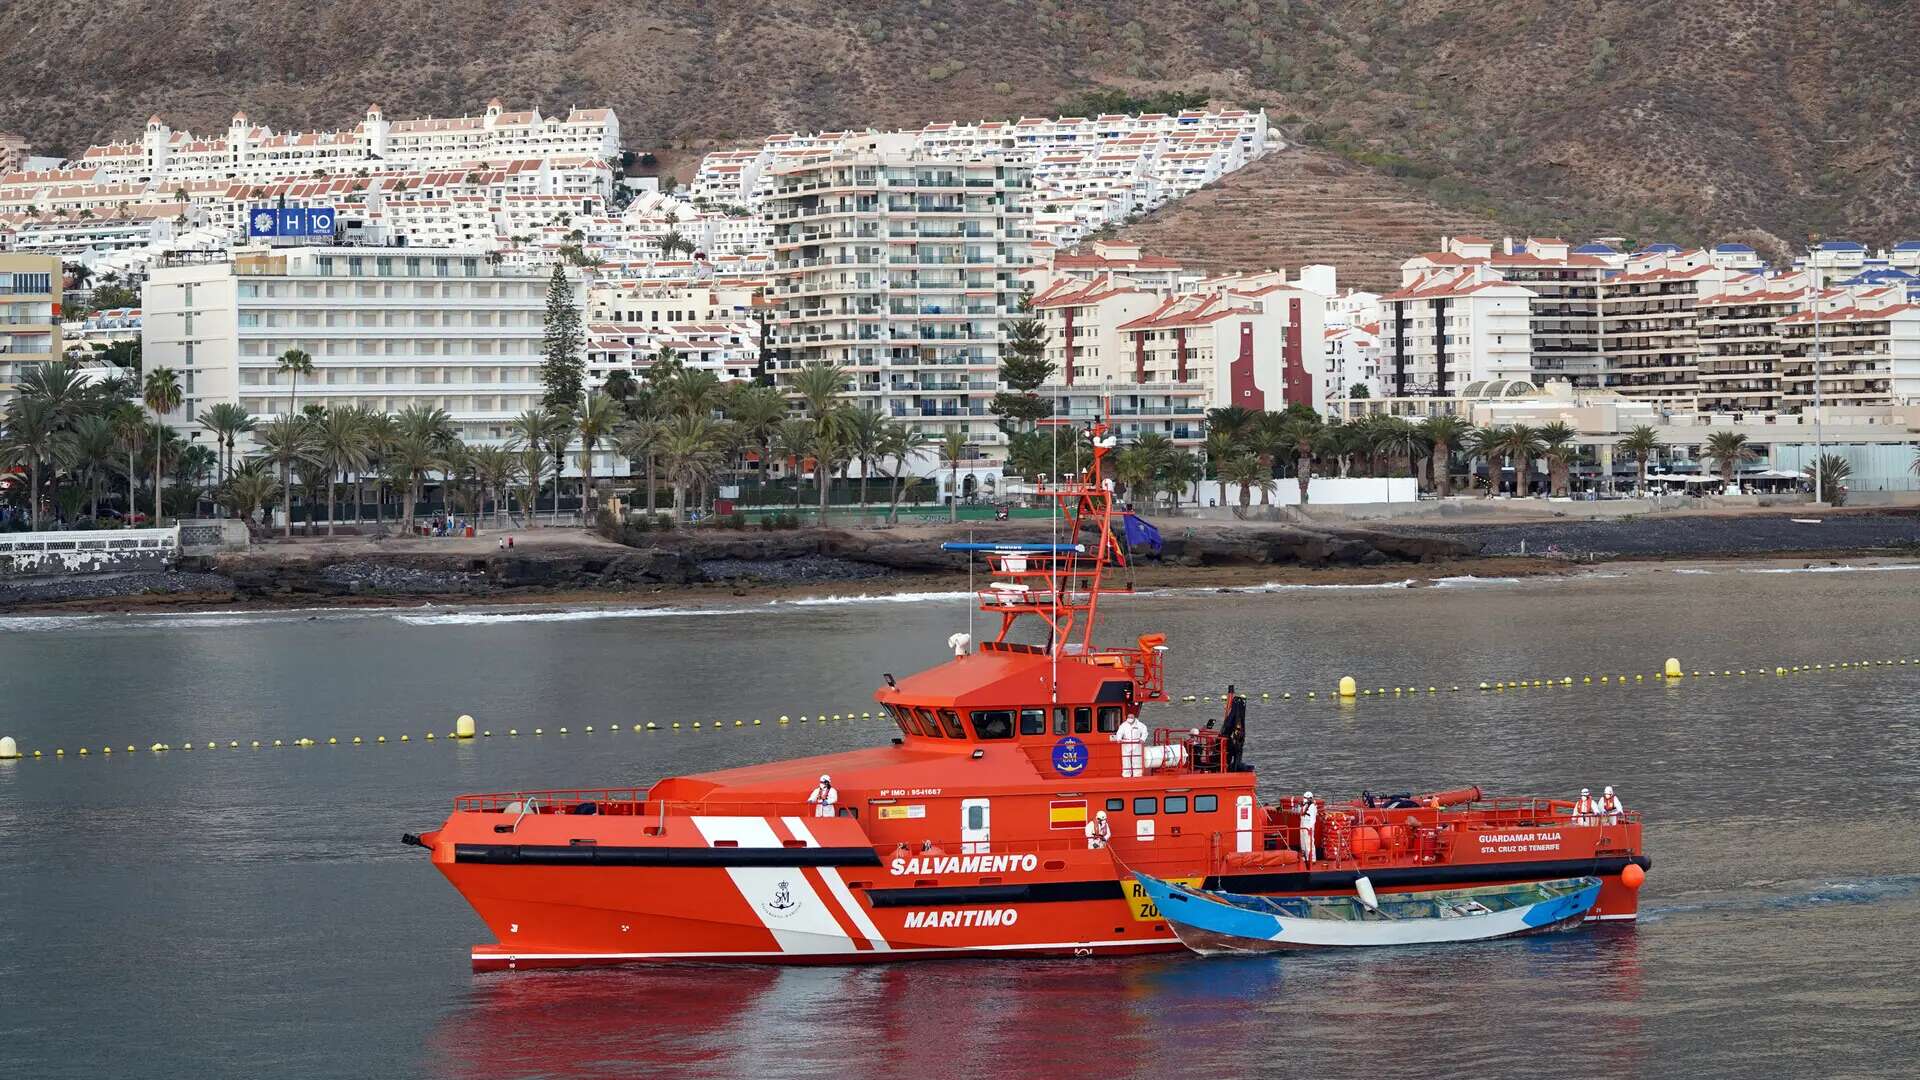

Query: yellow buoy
left=585, top=725, right=595, bottom=733
left=352, top=736, right=362, bottom=745
left=1338, top=676, right=1357, bottom=698
left=327, top=737, right=338, bottom=745
left=377, top=736, right=386, bottom=744
left=735, top=720, right=744, bottom=727
left=779, top=715, right=790, bottom=724
left=0, top=736, right=19, bottom=760
left=558, top=726, right=569, bottom=735
left=425, top=733, right=436, bottom=741
left=78, top=747, right=89, bottom=756
left=455, top=715, right=477, bottom=739
left=753, top=718, right=762, bottom=726
left=1478, top=682, right=1490, bottom=690
left=1664, top=657, right=1682, bottom=678
left=672, top=722, right=681, bottom=729
left=693, top=722, right=702, bottom=730
left=646, top=722, right=657, bottom=730
left=532, top=728, right=542, bottom=736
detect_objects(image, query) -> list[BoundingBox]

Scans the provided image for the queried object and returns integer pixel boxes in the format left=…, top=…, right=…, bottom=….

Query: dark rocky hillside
left=2, top=1, right=1912, bottom=268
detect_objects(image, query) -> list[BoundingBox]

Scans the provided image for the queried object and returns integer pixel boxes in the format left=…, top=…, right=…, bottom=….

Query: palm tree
left=613, top=417, right=660, bottom=518
left=360, top=411, right=396, bottom=526
left=1910, top=445, right=1920, bottom=479
left=275, top=348, right=314, bottom=419
left=198, top=402, right=256, bottom=486
left=658, top=414, right=725, bottom=522
left=1704, top=431, right=1756, bottom=488
left=1419, top=415, right=1474, bottom=497
left=1203, top=429, right=1238, bottom=507
left=1205, top=406, right=1260, bottom=449
left=109, top=402, right=146, bottom=523
left=66, top=414, right=119, bottom=521
left=468, top=444, right=523, bottom=530
left=219, top=462, right=281, bottom=528
left=844, top=407, right=888, bottom=513
left=394, top=404, right=456, bottom=524
left=386, top=431, right=442, bottom=535
left=662, top=367, right=725, bottom=420
left=1496, top=424, right=1546, bottom=497
left=255, top=416, right=317, bottom=538
left=172, top=444, right=217, bottom=518
left=939, top=431, right=971, bottom=522
left=574, top=392, right=623, bottom=523
left=1465, top=425, right=1507, bottom=497
left=1807, top=454, right=1851, bottom=506
left=16, top=360, right=91, bottom=426
left=1616, top=425, right=1662, bottom=496
left=141, top=367, right=183, bottom=521
left=1, top=397, right=72, bottom=530
left=508, top=408, right=565, bottom=526
left=879, top=423, right=930, bottom=524
left=1371, top=416, right=1427, bottom=486
left=315, top=407, right=373, bottom=535
left=602, top=369, right=639, bottom=405
left=1218, top=453, right=1271, bottom=513
left=1275, top=412, right=1323, bottom=506
left=726, top=384, right=789, bottom=497
left=1538, top=421, right=1578, bottom=497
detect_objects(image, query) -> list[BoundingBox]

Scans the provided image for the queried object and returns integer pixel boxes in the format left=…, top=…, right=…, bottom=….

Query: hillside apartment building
left=0, top=252, right=63, bottom=407
left=762, top=134, right=1035, bottom=453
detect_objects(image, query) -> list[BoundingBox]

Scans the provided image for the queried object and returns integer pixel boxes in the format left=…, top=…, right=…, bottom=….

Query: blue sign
left=1051, top=736, right=1088, bottom=777
left=247, top=206, right=337, bottom=238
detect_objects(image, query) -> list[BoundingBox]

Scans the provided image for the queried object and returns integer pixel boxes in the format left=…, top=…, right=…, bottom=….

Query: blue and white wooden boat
left=1133, top=872, right=1601, bottom=954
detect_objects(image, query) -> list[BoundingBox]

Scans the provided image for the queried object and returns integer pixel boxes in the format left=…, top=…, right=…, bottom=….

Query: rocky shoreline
left=1, top=508, right=1915, bottom=615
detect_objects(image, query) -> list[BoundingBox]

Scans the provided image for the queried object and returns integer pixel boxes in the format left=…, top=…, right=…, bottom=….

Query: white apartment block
left=764, top=136, right=1034, bottom=445
left=1324, top=323, right=1382, bottom=402
left=1379, top=264, right=1535, bottom=396
left=141, top=247, right=577, bottom=454
left=1694, top=272, right=1810, bottom=414
left=1023, top=247, right=1329, bottom=430
left=76, top=101, right=618, bottom=190
left=0, top=253, right=63, bottom=405
left=1777, top=287, right=1920, bottom=410
left=1593, top=251, right=1743, bottom=408
left=706, top=108, right=1274, bottom=247
left=586, top=322, right=759, bottom=385
left=587, top=279, right=760, bottom=325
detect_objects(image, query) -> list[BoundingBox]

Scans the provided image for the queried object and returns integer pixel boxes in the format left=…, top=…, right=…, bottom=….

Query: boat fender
left=1355, top=876, right=1380, bottom=912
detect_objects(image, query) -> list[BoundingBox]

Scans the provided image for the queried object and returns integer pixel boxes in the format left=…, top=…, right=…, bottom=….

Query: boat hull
left=1138, top=874, right=1603, bottom=954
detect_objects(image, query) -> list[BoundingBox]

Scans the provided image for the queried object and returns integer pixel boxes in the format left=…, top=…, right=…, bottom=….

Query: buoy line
left=2, top=659, right=1914, bottom=763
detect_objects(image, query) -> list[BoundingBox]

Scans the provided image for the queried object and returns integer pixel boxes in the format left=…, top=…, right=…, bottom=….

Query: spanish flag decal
left=1049, top=800, right=1089, bottom=830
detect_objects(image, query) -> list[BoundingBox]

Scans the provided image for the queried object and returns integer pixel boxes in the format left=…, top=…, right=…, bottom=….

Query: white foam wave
left=0, top=614, right=107, bottom=631
left=1430, top=575, right=1525, bottom=588
left=1741, top=563, right=1920, bottom=576
left=1671, top=568, right=1714, bottom=575
left=784, top=590, right=974, bottom=607
left=394, top=606, right=757, bottom=625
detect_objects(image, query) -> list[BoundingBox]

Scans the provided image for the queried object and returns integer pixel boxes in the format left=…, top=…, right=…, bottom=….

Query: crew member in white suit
left=1598, top=785, right=1623, bottom=825
left=807, top=774, right=838, bottom=818
left=1113, top=712, right=1150, bottom=777
left=1085, top=809, right=1111, bottom=850
left=1572, top=787, right=1596, bottom=825
left=1299, top=792, right=1319, bottom=862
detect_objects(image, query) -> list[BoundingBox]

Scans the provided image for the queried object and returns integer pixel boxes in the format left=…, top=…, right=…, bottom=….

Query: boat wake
left=1642, top=873, right=1920, bottom=921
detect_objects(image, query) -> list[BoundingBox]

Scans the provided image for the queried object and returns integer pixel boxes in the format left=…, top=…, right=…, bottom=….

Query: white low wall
left=1276, top=477, right=1420, bottom=506
left=0, top=527, right=180, bottom=577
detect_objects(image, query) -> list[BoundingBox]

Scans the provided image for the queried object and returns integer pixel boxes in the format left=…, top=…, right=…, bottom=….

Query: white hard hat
left=1095, top=809, right=1107, bottom=819
left=819, top=774, right=831, bottom=784
left=1580, top=788, right=1590, bottom=796
left=1603, top=785, right=1614, bottom=795
left=1302, top=791, right=1314, bottom=800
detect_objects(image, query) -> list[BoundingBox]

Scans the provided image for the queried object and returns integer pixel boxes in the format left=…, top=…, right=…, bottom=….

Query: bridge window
left=1132, top=797, right=1157, bottom=815
left=914, top=708, right=944, bottom=738
left=1019, top=708, right=1047, bottom=736
left=1165, top=796, right=1188, bottom=814
left=1195, top=795, right=1218, bottom=813
left=1106, top=798, right=1124, bottom=812
left=1053, top=707, right=1071, bottom=735
left=970, top=710, right=1015, bottom=740
left=886, top=705, right=922, bottom=737
left=1097, top=707, right=1122, bottom=734
left=1074, top=707, right=1092, bottom=734
left=937, top=709, right=967, bottom=739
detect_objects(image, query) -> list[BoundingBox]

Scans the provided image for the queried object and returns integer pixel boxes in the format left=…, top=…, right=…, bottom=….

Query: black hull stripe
left=868, top=855, right=1652, bottom=908
left=453, top=844, right=883, bottom=868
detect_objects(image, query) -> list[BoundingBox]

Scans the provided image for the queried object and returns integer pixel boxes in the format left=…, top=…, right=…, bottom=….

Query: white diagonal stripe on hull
left=785, top=816, right=891, bottom=951
left=690, top=816, right=854, bottom=955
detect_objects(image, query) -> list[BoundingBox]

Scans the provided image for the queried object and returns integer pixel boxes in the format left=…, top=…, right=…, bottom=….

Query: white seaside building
left=141, top=247, right=591, bottom=460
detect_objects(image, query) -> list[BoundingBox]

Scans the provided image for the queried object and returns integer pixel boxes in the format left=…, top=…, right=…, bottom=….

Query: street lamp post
left=1807, top=255, right=1825, bottom=503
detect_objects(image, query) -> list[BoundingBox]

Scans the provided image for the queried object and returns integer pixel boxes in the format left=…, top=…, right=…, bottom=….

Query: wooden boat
left=1132, top=871, right=1601, bottom=953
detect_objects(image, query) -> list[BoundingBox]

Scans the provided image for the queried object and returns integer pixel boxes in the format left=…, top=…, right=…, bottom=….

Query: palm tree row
left=0, top=360, right=213, bottom=530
